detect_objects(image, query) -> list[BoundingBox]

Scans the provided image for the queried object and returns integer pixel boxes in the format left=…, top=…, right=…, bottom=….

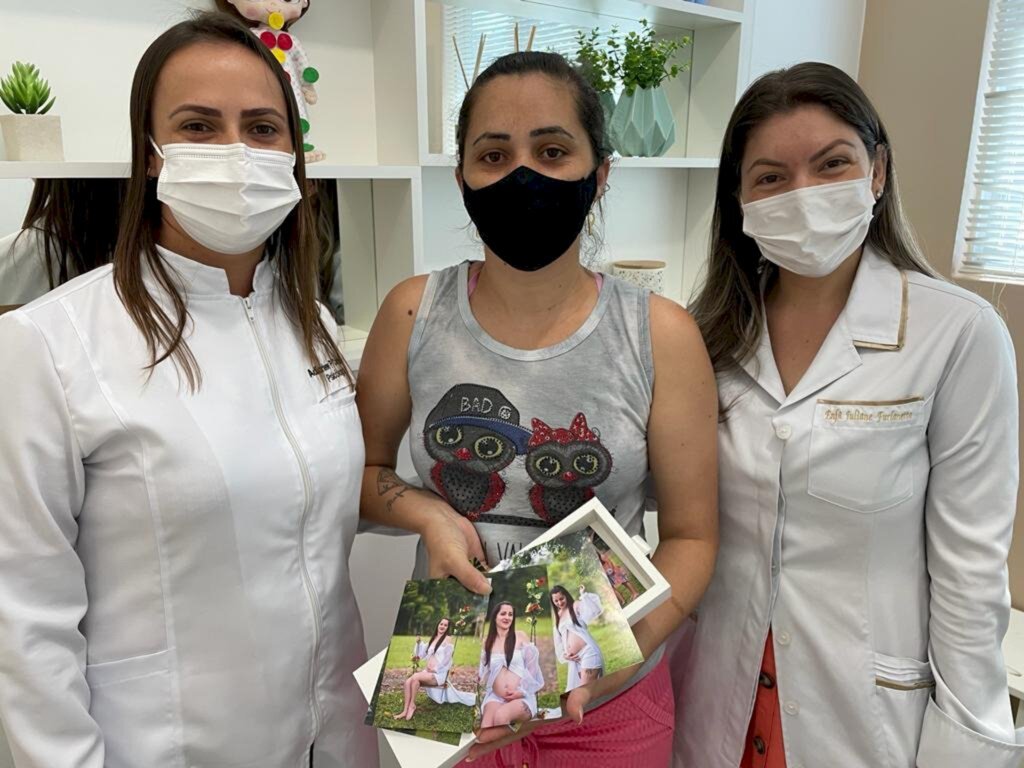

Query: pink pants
left=458, top=659, right=674, bottom=768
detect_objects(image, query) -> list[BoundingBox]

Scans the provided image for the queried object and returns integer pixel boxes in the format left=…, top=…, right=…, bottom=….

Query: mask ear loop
left=148, top=137, right=165, bottom=181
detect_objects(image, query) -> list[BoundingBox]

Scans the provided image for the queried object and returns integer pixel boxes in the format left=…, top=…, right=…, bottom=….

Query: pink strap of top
left=467, top=268, right=603, bottom=297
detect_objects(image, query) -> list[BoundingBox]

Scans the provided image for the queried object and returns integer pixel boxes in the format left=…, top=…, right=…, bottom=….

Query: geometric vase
left=0, top=114, right=64, bottom=161
left=608, top=86, right=676, bottom=157
left=599, top=90, right=617, bottom=135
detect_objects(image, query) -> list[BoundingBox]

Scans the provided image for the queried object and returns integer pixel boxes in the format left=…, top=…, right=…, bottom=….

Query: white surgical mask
left=152, top=140, right=301, bottom=255
left=741, top=177, right=876, bottom=277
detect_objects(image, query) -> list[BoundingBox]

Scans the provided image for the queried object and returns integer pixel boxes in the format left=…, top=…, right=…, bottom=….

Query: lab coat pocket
left=86, top=649, right=177, bottom=768
left=874, top=652, right=933, bottom=767
left=808, top=397, right=927, bottom=513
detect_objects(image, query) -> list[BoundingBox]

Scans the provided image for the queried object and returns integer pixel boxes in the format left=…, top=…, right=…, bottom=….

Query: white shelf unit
left=1, top=0, right=751, bottom=331
left=416, top=0, right=750, bottom=303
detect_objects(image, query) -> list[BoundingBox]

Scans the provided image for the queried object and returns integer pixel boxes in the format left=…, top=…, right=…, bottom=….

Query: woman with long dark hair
left=0, top=178, right=126, bottom=309
left=0, top=13, right=372, bottom=767
left=678, top=62, right=1023, bottom=768
left=358, top=49, right=717, bottom=765
left=478, top=601, right=546, bottom=728
left=392, top=617, right=467, bottom=721
left=550, top=585, right=604, bottom=691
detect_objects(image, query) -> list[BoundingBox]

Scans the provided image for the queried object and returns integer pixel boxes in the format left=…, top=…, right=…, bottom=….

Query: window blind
left=959, top=0, right=1024, bottom=282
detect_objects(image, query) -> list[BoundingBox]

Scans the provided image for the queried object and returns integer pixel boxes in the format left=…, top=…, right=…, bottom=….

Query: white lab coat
left=0, top=247, right=376, bottom=768
left=0, top=229, right=61, bottom=307
left=677, top=247, right=1024, bottom=768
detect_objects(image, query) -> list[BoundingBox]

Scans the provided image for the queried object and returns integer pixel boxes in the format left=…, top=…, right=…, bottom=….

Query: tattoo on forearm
left=377, top=468, right=413, bottom=515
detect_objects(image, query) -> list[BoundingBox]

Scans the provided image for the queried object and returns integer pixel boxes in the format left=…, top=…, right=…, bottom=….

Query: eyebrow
left=472, top=131, right=511, bottom=146
left=746, top=138, right=859, bottom=173
left=530, top=126, right=574, bottom=139
left=808, top=138, right=857, bottom=161
left=169, top=104, right=221, bottom=118
left=471, top=125, right=576, bottom=146
left=168, top=105, right=286, bottom=121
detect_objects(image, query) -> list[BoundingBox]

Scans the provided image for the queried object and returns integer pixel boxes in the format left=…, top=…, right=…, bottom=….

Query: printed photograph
left=372, top=578, right=487, bottom=734
left=591, top=531, right=647, bottom=608
left=478, top=566, right=563, bottom=729
left=504, top=531, right=645, bottom=693
left=364, top=660, right=461, bottom=746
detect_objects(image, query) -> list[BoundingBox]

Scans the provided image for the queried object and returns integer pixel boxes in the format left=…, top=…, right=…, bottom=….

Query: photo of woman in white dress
left=478, top=601, right=546, bottom=728
left=394, top=618, right=474, bottom=720
left=551, top=585, right=605, bottom=690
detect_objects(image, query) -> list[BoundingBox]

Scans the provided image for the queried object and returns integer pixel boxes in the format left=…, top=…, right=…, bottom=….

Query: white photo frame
left=508, top=498, right=671, bottom=625
left=354, top=498, right=671, bottom=768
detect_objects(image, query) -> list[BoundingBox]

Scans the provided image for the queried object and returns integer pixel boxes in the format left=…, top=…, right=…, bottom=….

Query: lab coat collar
left=845, top=244, right=908, bottom=352
left=740, top=245, right=907, bottom=407
left=148, top=245, right=277, bottom=297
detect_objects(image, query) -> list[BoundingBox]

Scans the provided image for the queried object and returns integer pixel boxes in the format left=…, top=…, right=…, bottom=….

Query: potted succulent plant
left=607, top=21, right=691, bottom=157
left=575, top=28, right=619, bottom=130
left=0, top=61, right=64, bottom=161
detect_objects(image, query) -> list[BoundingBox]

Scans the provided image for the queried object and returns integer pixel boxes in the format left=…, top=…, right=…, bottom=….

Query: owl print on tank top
left=408, top=261, right=653, bottom=567
left=525, top=413, right=613, bottom=524
left=423, top=384, right=532, bottom=520
left=422, top=386, right=614, bottom=526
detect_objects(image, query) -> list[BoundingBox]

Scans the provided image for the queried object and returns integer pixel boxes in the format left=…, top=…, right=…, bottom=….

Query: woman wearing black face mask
left=358, top=52, right=718, bottom=764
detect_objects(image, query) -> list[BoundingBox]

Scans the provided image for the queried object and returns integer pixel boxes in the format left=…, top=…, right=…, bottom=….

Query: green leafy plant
left=0, top=62, right=56, bottom=115
left=610, top=19, right=692, bottom=96
left=575, top=28, right=618, bottom=94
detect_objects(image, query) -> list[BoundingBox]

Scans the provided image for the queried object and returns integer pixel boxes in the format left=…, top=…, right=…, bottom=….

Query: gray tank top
left=408, top=261, right=654, bottom=570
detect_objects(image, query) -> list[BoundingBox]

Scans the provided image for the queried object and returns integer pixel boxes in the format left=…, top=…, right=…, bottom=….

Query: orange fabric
left=739, top=631, right=787, bottom=768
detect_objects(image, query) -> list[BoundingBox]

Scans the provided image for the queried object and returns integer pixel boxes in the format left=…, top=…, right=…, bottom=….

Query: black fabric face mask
left=462, top=165, right=599, bottom=272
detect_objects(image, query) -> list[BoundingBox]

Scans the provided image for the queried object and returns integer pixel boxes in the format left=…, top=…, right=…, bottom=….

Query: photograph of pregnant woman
left=551, top=585, right=605, bottom=689
left=542, top=531, right=645, bottom=694
left=373, top=578, right=487, bottom=734
left=478, top=566, right=562, bottom=728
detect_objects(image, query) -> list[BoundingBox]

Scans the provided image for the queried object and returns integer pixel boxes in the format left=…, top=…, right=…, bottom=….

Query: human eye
left=479, top=149, right=505, bottom=165
left=822, top=156, right=851, bottom=171
left=180, top=121, right=213, bottom=134
left=251, top=123, right=280, bottom=137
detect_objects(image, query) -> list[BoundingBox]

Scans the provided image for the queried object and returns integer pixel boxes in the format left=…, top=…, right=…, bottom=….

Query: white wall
left=747, top=0, right=866, bottom=81
left=0, top=182, right=32, bottom=237
left=3, top=0, right=378, bottom=163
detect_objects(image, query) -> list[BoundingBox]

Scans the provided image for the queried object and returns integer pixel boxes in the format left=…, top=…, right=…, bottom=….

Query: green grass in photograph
left=376, top=634, right=483, bottom=733
left=385, top=634, right=481, bottom=669
left=374, top=691, right=474, bottom=733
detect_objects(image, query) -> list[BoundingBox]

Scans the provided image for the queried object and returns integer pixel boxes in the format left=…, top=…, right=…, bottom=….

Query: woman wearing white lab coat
left=0, top=14, right=375, bottom=768
left=0, top=179, right=124, bottom=309
left=677, top=63, right=1024, bottom=768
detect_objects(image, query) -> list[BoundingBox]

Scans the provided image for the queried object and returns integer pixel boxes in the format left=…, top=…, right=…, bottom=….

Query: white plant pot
left=0, top=114, right=64, bottom=161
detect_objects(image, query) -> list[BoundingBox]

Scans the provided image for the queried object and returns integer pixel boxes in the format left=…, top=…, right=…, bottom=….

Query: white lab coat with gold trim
left=0, top=248, right=376, bottom=768
left=676, top=247, right=1024, bottom=768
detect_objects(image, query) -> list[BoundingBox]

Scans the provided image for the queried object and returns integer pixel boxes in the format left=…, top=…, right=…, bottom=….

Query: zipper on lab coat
left=243, top=295, right=324, bottom=740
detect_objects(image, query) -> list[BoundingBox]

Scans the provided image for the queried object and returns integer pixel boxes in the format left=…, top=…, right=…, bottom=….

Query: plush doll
left=217, top=0, right=325, bottom=162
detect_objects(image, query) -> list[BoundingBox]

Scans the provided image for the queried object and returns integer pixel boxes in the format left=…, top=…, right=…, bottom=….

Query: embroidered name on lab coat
left=815, top=397, right=926, bottom=430
left=823, top=406, right=916, bottom=425
left=308, top=358, right=347, bottom=383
